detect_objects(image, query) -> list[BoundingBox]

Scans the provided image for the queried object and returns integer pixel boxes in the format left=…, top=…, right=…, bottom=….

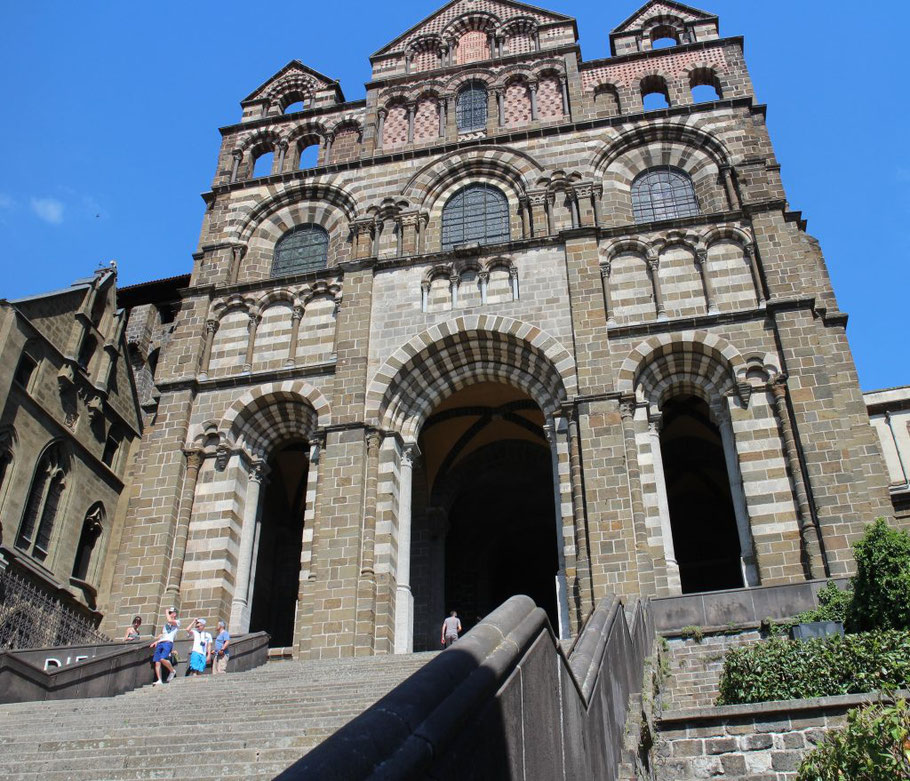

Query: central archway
left=368, top=317, right=578, bottom=652
left=410, top=382, right=559, bottom=651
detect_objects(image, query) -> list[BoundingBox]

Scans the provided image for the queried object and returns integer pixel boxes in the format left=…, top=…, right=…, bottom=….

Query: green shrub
left=774, top=580, right=852, bottom=636
left=848, top=518, right=910, bottom=633
left=796, top=698, right=910, bottom=780
left=716, top=631, right=910, bottom=705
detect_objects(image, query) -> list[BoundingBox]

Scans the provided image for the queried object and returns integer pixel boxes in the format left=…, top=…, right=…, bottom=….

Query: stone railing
left=278, top=594, right=655, bottom=780
left=0, top=631, right=270, bottom=703
left=656, top=689, right=910, bottom=779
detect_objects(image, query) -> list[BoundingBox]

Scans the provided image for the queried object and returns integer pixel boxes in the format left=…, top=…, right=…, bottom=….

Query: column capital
left=182, top=448, right=205, bottom=472
left=743, top=241, right=756, bottom=258
left=292, top=304, right=304, bottom=321
left=619, top=397, right=637, bottom=420
left=599, top=261, right=611, bottom=277
left=232, top=148, right=243, bottom=160
left=401, top=443, right=420, bottom=467
left=205, top=318, right=219, bottom=335
left=365, top=427, right=383, bottom=454
left=770, top=373, right=789, bottom=398
left=695, top=248, right=708, bottom=265
left=248, top=458, right=270, bottom=484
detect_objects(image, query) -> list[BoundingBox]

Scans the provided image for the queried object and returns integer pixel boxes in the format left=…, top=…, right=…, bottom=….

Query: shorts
left=152, top=641, right=173, bottom=663
left=189, top=651, right=206, bottom=672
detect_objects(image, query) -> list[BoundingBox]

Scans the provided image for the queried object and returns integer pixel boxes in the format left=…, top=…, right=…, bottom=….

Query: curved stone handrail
left=279, top=594, right=654, bottom=780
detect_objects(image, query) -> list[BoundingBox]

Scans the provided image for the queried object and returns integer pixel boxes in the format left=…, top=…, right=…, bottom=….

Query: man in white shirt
left=186, top=618, right=212, bottom=676
left=150, top=607, right=180, bottom=685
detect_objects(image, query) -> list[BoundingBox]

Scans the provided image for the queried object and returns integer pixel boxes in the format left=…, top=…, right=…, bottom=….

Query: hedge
left=716, top=631, right=910, bottom=705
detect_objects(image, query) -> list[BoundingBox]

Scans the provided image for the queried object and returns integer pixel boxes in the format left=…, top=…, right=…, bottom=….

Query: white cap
left=197, top=618, right=206, bottom=626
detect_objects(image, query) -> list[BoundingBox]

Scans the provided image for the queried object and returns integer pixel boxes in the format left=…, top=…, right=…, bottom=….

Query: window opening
left=441, top=184, right=510, bottom=250
left=253, top=151, right=274, bottom=178
left=271, top=225, right=329, bottom=277
left=284, top=101, right=306, bottom=114
left=298, top=143, right=319, bottom=169
left=456, top=83, right=487, bottom=132
left=14, top=354, right=37, bottom=389
left=631, top=166, right=700, bottom=224
left=71, top=504, right=104, bottom=582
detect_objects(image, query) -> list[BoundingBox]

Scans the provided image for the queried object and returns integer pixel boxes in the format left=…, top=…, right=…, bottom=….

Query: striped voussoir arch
left=616, top=331, right=746, bottom=401
left=219, top=381, right=331, bottom=457
left=366, top=315, right=576, bottom=439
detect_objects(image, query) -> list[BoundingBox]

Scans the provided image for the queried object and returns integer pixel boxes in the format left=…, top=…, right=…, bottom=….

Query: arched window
left=271, top=225, right=329, bottom=277
left=631, top=167, right=700, bottom=224
left=456, top=83, right=487, bottom=132
left=442, top=184, right=510, bottom=250
left=72, top=504, right=104, bottom=582
left=77, top=335, right=97, bottom=371
left=17, top=443, right=67, bottom=561
left=102, top=428, right=122, bottom=469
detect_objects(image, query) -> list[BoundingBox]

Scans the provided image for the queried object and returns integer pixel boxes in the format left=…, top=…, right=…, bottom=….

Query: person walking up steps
left=212, top=620, right=231, bottom=675
left=150, top=607, right=180, bottom=685
left=440, top=610, right=462, bottom=648
left=186, top=618, right=212, bottom=676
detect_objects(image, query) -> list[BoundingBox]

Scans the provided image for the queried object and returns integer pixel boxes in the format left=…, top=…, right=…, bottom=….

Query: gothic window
left=271, top=225, right=329, bottom=278
left=441, top=184, right=510, bottom=250
left=456, top=83, right=487, bottom=132
left=17, top=443, right=67, bottom=561
left=14, top=353, right=37, bottom=390
left=631, top=167, right=700, bottom=224
left=71, top=504, right=104, bottom=582
left=102, top=428, right=122, bottom=469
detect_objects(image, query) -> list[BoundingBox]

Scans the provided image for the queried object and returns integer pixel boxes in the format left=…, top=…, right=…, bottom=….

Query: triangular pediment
left=372, top=0, right=574, bottom=57
left=241, top=61, right=341, bottom=104
left=612, top=0, right=716, bottom=33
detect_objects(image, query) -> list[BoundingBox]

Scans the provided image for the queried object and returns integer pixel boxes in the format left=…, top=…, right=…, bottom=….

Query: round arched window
left=441, top=184, right=510, bottom=250
left=631, top=166, right=700, bottom=223
left=271, top=225, right=329, bottom=277
left=456, top=83, right=488, bottom=133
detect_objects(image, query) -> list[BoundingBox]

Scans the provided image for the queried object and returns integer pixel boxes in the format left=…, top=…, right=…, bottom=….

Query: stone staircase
left=0, top=652, right=438, bottom=780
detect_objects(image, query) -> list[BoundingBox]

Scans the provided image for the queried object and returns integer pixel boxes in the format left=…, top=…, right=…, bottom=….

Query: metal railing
left=0, top=567, right=110, bottom=650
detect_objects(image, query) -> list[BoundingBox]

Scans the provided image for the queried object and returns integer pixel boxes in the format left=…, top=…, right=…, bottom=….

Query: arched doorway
left=660, top=394, right=743, bottom=592
left=248, top=441, right=309, bottom=647
left=410, top=382, right=560, bottom=651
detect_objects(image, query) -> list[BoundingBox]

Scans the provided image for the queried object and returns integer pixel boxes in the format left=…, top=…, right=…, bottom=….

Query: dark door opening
left=660, top=394, right=743, bottom=593
left=443, top=442, right=559, bottom=632
left=248, top=441, right=309, bottom=647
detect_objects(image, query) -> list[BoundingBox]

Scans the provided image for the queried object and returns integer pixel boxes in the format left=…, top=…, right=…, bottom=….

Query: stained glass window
left=271, top=225, right=329, bottom=277
left=441, top=184, right=510, bottom=250
left=631, top=167, right=700, bottom=224
left=456, top=83, right=487, bottom=132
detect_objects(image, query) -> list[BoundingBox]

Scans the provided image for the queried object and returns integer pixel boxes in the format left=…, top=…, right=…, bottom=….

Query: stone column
left=600, top=262, right=615, bottom=326
left=509, top=267, right=519, bottom=301
left=744, top=242, right=766, bottom=307
left=407, top=102, right=415, bottom=144
left=519, top=196, right=529, bottom=238
left=496, top=89, right=505, bottom=127
left=372, top=220, right=382, bottom=258
left=620, top=399, right=655, bottom=593
left=721, top=165, right=741, bottom=210
left=560, top=76, right=570, bottom=117
left=695, top=249, right=718, bottom=313
left=230, top=458, right=269, bottom=631
left=198, top=319, right=218, bottom=379
left=770, top=377, right=825, bottom=578
left=162, top=448, right=204, bottom=608
left=242, top=312, right=259, bottom=373
left=276, top=141, right=288, bottom=174
left=486, top=89, right=498, bottom=134
left=437, top=98, right=446, bottom=139
left=421, top=281, right=430, bottom=313
left=710, top=399, right=760, bottom=587
left=543, top=420, right=572, bottom=640
left=230, top=149, right=243, bottom=183
left=528, top=81, right=538, bottom=120
left=394, top=444, right=418, bottom=654
left=352, top=220, right=374, bottom=260
left=418, top=213, right=428, bottom=255
left=286, top=305, right=303, bottom=367
left=648, top=413, right=681, bottom=594
left=565, top=407, right=593, bottom=613
left=323, top=133, right=333, bottom=165
left=569, top=190, right=580, bottom=228
left=479, top=270, right=489, bottom=304
left=647, top=257, right=666, bottom=318
left=529, top=192, right=548, bottom=237
left=228, top=244, right=246, bottom=285
left=449, top=273, right=460, bottom=309
left=376, top=109, right=386, bottom=151
left=355, top=429, right=383, bottom=653
left=591, top=185, right=602, bottom=227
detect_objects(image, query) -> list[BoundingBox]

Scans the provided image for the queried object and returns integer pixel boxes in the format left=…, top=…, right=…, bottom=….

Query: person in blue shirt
left=212, top=620, right=231, bottom=675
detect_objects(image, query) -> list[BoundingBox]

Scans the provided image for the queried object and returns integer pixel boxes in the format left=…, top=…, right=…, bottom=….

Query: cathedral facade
left=99, top=0, right=895, bottom=657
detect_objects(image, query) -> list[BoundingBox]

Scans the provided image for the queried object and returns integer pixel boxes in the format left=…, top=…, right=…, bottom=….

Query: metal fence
left=0, top=566, right=110, bottom=651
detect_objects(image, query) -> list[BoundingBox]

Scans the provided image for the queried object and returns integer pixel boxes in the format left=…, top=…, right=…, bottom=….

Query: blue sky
left=0, top=1, right=906, bottom=390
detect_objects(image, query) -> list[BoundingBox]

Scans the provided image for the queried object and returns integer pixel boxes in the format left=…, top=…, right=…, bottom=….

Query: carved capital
left=205, top=319, right=219, bottom=336
left=695, top=249, right=708, bottom=265
left=365, top=427, right=382, bottom=455
left=248, top=458, right=269, bottom=484
left=292, top=305, right=304, bottom=322
left=401, top=443, right=419, bottom=467
left=183, top=448, right=205, bottom=473
left=599, top=261, right=611, bottom=278
left=232, top=149, right=243, bottom=161
left=309, top=432, right=326, bottom=464
left=743, top=242, right=755, bottom=258
left=619, top=398, right=637, bottom=421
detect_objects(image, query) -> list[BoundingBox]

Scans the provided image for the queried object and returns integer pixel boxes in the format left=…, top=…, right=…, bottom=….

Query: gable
left=372, top=0, right=574, bottom=57
left=612, top=0, right=716, bottom=34
left=241, top=61, right=343, bottom=105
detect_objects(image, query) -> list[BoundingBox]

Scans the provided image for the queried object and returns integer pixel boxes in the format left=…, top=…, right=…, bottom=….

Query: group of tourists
left=123, top=607, right=231, bottom=684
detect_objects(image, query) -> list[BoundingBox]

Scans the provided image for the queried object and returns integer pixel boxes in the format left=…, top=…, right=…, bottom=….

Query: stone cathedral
left=6, top=1, right=902, bottom=659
